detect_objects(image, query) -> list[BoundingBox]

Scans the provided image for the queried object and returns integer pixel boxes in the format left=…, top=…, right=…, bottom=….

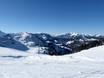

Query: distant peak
left=0, top=30, right=6, bottom=37
left=69, top=32, right=79, bottom=36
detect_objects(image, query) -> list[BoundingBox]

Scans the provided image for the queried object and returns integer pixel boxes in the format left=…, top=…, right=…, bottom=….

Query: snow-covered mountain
left=0, top=31, right=104, bottom=55
left=0, top=31, right=6, bottom=37
left=0, top=33, right=28, bottom=51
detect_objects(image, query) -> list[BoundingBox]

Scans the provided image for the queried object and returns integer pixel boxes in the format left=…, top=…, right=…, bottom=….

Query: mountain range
left=0, top=31, right=104, bottom=55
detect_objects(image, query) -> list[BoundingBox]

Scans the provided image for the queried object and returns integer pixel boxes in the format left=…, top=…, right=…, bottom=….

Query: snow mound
left=68, top=45, right=104, bottom=62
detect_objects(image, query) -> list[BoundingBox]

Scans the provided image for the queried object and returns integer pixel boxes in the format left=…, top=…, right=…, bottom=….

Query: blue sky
left=0, top=0, right=104, bottom=34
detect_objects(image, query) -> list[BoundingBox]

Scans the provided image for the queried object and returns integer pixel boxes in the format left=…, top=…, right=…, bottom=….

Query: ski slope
left=0, top=45, right=104, bottom=78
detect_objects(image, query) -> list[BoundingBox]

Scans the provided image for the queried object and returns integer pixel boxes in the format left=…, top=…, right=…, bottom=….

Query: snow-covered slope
left=62, top=45, right=104, bottom=62
left=74, top=45, right=104, bottom=61
left=0, top=47, right=28, bottom=57
left=0, top=45, right=104, bottom=78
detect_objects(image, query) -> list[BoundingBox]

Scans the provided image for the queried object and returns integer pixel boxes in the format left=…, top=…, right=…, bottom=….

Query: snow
left=0, top=45, right=104, bottom=78
left=70, top=32, right=79, bottom=36
left=66, top=41, right=74, bottom=44
left=42, top=35, right=47, bottom=40
left=25, top=41, right=35, bottom=46
left=0, top=47, right=28, bottom=57
left=87, top=38, right=97, bottom=41
left=18, top=32, right=30, bottom=41
left=75, top=45, right=104, bottom=61
left=27, top=47, right=40, bottom=54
